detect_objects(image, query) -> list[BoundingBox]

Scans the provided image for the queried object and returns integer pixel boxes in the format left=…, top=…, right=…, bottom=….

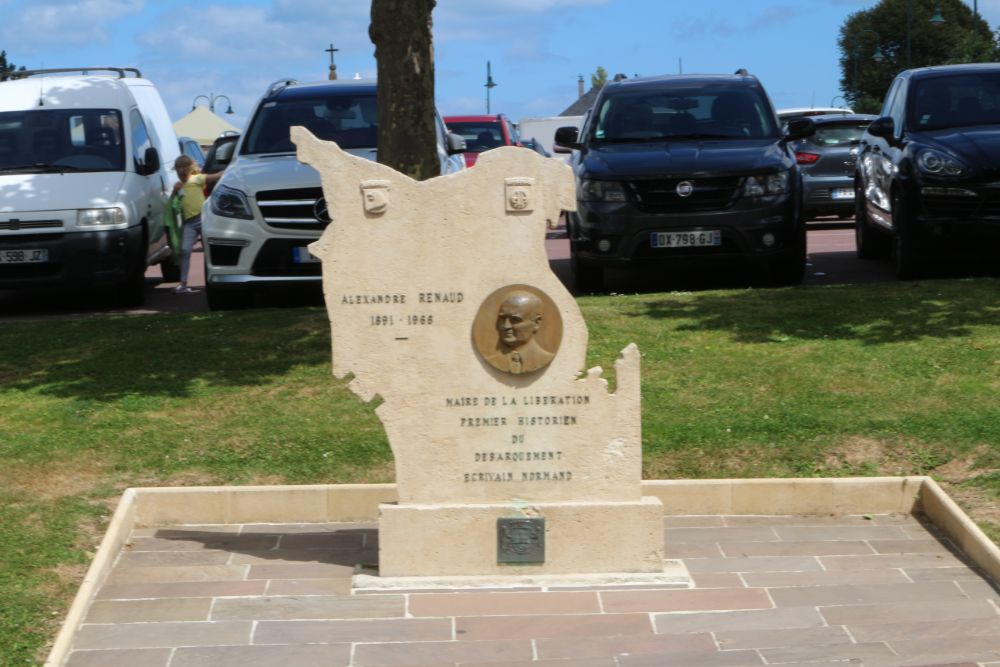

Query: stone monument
left=294, top=128, right=666, bottom=579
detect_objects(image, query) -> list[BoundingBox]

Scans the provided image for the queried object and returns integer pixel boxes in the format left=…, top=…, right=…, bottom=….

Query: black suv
left=555, top=73, right=813, bottom=290
left=854, top=64, right=1000, bottom=279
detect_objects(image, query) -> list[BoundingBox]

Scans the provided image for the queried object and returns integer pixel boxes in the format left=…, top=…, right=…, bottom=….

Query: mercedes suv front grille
left=256, top=187, right=331, bottom=230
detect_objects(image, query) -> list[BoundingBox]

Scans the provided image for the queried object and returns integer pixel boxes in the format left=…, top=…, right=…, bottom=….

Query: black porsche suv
left=854, top=64, right=1000, bottom=279
left=555, top=72, right=813, bottom=290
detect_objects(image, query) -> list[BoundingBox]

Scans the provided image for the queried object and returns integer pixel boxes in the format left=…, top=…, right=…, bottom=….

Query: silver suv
left=202, top=79, right=465, bottom=309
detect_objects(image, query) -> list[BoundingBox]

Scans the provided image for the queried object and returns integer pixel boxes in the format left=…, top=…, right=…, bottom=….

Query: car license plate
left=292, top=246, right=319, bottom=264
left=831, top=188, right=854, bottom=200
left=650, top=230, right=721, bottom=248
left=0, top=248, right=48, bottom=264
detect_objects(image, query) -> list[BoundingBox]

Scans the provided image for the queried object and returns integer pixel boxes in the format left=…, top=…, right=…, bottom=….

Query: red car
left=444, top=114, right=521, bottom=166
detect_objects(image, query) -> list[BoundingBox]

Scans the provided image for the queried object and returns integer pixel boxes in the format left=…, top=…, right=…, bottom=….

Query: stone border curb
left=44, top=475, right=1000, bottom=666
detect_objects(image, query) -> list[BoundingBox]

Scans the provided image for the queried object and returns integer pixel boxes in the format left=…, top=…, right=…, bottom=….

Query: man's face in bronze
left=497, top=293, right=542, bottom=349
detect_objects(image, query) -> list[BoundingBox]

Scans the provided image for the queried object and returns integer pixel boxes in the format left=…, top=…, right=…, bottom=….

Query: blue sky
left=2, top=0, right=998, bottom=130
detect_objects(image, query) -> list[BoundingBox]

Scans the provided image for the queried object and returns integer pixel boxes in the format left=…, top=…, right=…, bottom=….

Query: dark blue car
left=854, top=63, right=1000, bottom=279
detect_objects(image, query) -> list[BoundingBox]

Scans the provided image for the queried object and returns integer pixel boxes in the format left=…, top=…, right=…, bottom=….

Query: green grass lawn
left=2, top=278, right=999, bottom=663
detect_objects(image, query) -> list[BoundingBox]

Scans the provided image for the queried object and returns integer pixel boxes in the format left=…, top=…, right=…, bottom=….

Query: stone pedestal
left=378, top=498, right=665, bottom=577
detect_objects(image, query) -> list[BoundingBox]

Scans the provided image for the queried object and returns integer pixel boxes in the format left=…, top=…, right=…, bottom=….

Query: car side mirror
left=215, top=141, right=236, bottom=166
left=552, top=144, right=571, bottom=154
left=142, top=147, right=160, bottom=176
left=784, top=118, right=815, bottom=141
left=867, top=116, right=895, bottom=140
left=554, top=126, right=582, bottom=150
left=447, top=132, right=467, bottom=155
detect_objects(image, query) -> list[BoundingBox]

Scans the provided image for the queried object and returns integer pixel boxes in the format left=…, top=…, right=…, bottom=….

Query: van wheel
left=571, top=246, right=603, bottom=293
left=206, top=283, right=250, bottom=310
left=160, top=260, right=181, bottom=283
left=115, top=265, right=146, bottom=307
left=855, top=188, right=890, bottom=259
left=892, top=194, right=923, bottom=280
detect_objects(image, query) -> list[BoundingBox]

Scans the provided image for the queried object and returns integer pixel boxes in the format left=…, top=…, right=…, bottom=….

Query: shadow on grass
left=628, top=278, right=1000, bottom=345
left=0, top=306, right=333, bottom=402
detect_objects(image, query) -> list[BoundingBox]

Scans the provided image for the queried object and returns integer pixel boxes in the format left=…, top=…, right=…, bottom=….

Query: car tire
left=855, top=186, right=890, bottom=260
left=160, top=259, right=181, bottom=283
left=768, top=226, right=806, bottom=286
left=891, top=193, right=923, bottom=281
left=570, top=244, right=603, bottom=293
left=206, top=283, right=251, bottom=310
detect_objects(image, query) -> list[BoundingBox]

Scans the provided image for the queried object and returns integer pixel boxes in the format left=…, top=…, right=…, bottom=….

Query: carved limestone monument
left=294, top=128, right=665, bottom=578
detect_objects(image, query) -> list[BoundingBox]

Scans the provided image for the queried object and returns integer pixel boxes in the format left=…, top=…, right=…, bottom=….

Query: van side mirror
left=447, top=132, right=467, bottom=155
left=142, top=147, right=160, bottom=176
left=554, top=126, right=581, bottom=150
left=867, top=116, right=895, bottom=139
left=784, top=118, right=815, bottom=141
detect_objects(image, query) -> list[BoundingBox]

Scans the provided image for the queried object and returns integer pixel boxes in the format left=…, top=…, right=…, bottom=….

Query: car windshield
left=446, top=122, right=503, bottom=153
left=812, top=122, right=870, bottom=146
left=243, top=94, right=378, bottom=154
left=0, top=109, right=125, bottom=173
left=592, top=86, right=779, bottom=143
left=909, top=72, right=1000, bottom=131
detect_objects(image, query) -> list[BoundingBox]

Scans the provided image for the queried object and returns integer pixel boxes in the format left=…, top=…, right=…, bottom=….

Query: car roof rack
left=0, top=67, right=142, bottom=81
left=266, top=78, right=298, bottom=97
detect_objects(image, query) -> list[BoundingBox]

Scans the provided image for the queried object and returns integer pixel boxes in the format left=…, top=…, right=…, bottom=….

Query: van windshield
left=243, top=94, right=378, bottom=154
left=0, top=109, right=125, bottom=173
left=592, top=86, right=779, bottom=143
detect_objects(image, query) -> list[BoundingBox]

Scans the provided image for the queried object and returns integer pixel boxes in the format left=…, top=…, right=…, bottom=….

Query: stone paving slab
left=62, top=514, right=1000, bottom=667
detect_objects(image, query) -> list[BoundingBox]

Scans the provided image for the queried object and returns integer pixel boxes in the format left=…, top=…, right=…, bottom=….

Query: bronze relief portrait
left=473, top=285, right=562, bottom=375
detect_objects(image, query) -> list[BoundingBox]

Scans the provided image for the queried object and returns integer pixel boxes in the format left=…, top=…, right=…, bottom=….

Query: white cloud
left=0, top=0, right=144, bottom=52
left=136, top=2, right=371, bottom=65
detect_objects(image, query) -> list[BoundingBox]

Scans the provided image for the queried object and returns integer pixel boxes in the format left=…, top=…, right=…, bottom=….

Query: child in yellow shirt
left=171, top=156, right=222, bottom=293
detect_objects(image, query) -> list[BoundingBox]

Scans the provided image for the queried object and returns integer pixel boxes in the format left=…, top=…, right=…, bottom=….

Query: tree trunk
left=369, top=0, right=439, bottom=181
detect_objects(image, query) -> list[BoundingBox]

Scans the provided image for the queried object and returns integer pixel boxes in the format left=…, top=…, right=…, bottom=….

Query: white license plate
left=0, top=248, right=48, bottom=264
left=651, top=230, right=721, bottom=248
left=292, top=246, right=319, bottom=264
left=831, top=188, right=854, bottom=200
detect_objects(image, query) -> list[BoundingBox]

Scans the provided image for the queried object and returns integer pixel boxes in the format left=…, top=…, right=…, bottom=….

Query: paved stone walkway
left=63, top=514, right=1000, bottom=667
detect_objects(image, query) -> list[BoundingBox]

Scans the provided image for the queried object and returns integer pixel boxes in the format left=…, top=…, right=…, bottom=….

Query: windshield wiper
left=596, top=136, right=668, bottom=144
left=661, top=133, right=738, bottom=140
left=0, top=163, right=81, bottom=173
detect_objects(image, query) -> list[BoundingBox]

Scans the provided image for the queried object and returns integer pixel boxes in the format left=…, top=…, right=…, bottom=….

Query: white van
left=0, top=67, right=181, bottom=305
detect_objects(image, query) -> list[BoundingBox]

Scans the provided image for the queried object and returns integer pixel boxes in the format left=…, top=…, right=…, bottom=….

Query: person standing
left=171, top=156, right=222, bottom=293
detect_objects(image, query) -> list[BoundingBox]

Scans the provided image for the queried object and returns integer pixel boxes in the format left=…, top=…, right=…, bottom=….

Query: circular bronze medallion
left=472, top=284, right=562, bottom=375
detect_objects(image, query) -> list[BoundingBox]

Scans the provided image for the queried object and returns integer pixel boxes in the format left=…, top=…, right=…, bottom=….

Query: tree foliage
left=838, top=0, right=998, bottom=113
left=590, top=66, right=608, bottom=89
left=0, top=50, right=24, bottom=77
left=369, top=0, right=440, bottom=181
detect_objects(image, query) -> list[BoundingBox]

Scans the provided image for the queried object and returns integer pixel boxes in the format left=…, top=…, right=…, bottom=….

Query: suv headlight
left=77, top=207, right=127, bottom=228
left=211, top=184, right=255, bottom=220
left=579, top=179, right=627, bottom=203
left=916, top=148, right=966, bottom=177
left=743, top=171, right=790, bottom=197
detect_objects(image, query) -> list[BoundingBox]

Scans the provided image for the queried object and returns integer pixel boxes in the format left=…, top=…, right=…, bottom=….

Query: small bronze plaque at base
left=497, top=517, right=545, bottom=564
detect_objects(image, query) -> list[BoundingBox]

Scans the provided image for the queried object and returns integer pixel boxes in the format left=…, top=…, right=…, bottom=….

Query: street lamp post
left=191, top=93, right=234, bottom=115
left=484, top=61, right=497, bottom=114
left=849, top=29, right=885, bottom=94
left=907, top=0, right=947, bottom=68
